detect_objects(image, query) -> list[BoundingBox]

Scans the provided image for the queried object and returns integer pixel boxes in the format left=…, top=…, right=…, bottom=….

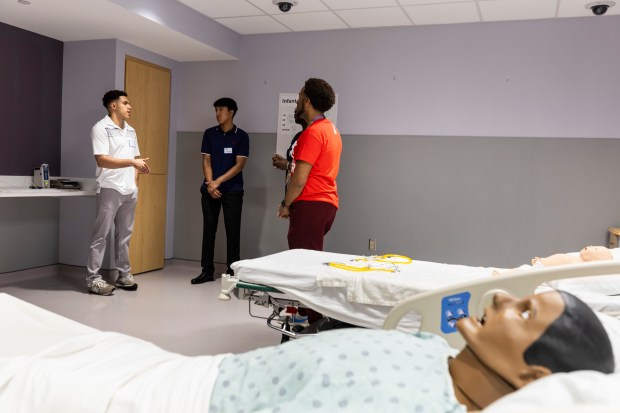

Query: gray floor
left=0, top=260, right=280, bottom=356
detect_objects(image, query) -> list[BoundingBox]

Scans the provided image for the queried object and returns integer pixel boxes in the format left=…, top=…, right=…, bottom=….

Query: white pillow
left=483, top=311, right=620, bottom=412
left=483, top=371, right=620, bottom=412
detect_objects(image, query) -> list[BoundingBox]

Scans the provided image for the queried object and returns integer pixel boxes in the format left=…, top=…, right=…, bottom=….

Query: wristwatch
left=281, top=200, right=291, bottom=208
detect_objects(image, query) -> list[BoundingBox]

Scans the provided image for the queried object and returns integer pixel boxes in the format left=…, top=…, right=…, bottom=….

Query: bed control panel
left=441, top=291, right=470, bottom=334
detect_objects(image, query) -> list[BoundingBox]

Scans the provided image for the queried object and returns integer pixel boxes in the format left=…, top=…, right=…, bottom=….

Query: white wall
left=177, top=16, right=620, bottom=139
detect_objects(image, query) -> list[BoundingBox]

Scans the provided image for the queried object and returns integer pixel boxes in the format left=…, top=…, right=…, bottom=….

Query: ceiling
left=0, top=0, right=618, bottom=61
left=181, top=0, right=619, bottom=34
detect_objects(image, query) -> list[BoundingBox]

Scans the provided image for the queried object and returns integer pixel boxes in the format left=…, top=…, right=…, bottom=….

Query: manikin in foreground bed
left=0, top=290, right=616, bottom=412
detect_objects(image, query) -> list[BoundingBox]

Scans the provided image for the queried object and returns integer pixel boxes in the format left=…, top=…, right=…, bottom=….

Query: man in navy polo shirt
left=192, top=98, right=250, bottom=284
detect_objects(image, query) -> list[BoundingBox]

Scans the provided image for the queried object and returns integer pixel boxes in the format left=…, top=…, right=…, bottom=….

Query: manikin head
left=580, top=245, right=613, bottom=262
left=457, top=290, right=614, bottom=389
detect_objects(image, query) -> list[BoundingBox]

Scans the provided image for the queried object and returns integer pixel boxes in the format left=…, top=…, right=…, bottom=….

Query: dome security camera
left=585, top=1, right=616, bottom=15
left=273, top=0, right=298, bottom=13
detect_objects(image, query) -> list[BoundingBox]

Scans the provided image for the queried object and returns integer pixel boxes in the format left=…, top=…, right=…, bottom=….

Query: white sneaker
left=115, top=273, right=138, bottom=291
left=88, top=279, right=115, bottom=296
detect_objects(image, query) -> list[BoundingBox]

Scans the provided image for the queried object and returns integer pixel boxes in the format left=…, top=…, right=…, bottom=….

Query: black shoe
left=191, top=272, right=214, bottom=284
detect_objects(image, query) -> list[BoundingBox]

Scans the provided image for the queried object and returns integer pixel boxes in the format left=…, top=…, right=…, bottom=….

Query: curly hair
left=303, top=78, right=335, bottom=113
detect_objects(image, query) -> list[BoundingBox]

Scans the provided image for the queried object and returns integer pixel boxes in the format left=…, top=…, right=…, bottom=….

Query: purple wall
left=0, top=22, right=63, bottom=176
left=177, top=16, right=620, bottom=139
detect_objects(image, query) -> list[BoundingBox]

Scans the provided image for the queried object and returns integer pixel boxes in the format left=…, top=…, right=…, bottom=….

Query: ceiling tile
left=479, top=0, right=557, bottom=22
left=336, top=7, right=412, bottom=28
left=404, top=2, right=480, bottom=25
left=215, top=16, right=291, bottom=34
left=248, top=0, right=329, bottom=14
left=177, top=0, right=264, bottom=18
left=399, top=0, right=473, bottom=5
left=323, top=0, right=400, bottom=9
left=273, top=11, right=349, bottom=31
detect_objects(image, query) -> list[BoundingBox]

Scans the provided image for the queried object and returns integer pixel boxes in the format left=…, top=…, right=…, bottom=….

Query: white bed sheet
left=2, top=291, right=620, bottom=413
left=0, top=293, right=225, bottom=413
left=232, top=249, right=496, bottom=331
left=232, top=249, right=620, bottom=331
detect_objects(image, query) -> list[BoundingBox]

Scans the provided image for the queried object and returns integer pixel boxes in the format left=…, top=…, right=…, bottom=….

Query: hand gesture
left=133, top=158, right=150, bottom=174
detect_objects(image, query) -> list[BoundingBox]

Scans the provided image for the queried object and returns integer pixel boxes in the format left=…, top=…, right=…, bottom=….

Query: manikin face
left=580, top=245, right=612, bottom=261
left=215, top=106, right=234, bottom=126
left=457, top=291, right=565, bottom=388
left=110, top=96, right=131, bottom=121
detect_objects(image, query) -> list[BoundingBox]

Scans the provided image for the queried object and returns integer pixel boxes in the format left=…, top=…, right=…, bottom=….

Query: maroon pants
left=288, top=200, right=337, bottom=324
left=287, top=200, right=337, bottom=251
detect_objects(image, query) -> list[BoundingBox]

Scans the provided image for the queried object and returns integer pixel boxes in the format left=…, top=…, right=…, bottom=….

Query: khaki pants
left=86, top=188, right=138, bottom=284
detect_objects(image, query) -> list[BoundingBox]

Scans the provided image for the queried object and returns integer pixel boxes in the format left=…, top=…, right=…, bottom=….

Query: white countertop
left=0, top=188, right=97, bottom=198
left=0, top=176, right=97, bottom=198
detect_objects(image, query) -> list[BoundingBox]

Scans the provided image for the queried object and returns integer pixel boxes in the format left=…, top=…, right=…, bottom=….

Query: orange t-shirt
left=291, top=118, right=342, bottom=208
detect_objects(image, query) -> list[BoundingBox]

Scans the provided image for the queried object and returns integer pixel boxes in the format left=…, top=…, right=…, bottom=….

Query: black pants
left=200, top=189, right=243, bottom=275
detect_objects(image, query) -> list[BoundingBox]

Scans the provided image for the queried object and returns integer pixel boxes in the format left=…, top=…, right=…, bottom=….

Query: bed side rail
left=383, top=261, right=620, bottom=350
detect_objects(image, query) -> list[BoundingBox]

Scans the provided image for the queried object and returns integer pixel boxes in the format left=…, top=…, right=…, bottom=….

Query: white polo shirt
left=91, top=115, right=140, bottom=195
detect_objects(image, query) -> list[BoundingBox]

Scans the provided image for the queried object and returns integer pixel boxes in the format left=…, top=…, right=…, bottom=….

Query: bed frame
left=383, top=261, right=620, bottom=349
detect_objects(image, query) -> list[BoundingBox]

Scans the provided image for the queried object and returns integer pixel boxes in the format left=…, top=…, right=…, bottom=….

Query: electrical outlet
left=368, top=238, right=377, bottom=252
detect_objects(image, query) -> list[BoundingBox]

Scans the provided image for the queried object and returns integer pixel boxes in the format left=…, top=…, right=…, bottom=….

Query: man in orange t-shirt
left=277, top=78, right=342, bottom=251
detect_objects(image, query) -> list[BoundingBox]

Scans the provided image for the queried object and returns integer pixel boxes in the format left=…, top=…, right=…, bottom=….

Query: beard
left=294, top=106, right=305, bottom=123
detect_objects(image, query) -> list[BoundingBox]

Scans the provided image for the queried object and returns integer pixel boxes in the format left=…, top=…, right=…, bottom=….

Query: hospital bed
left=219, top=249, right=620, bottom=340
left=2, top=262, right=620, bottom=412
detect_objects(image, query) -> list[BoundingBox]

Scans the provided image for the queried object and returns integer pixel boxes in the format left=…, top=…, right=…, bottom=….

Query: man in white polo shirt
left=86, top=90, right=150, bottom=296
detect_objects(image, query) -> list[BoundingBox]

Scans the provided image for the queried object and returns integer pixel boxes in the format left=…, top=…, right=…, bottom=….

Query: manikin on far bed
left=494, top=245, right=614, bottom=276
left=209, top=290, right=613, bottom=412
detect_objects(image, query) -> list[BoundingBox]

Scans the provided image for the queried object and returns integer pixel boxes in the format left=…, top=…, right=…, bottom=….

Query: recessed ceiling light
left=18, top=0, right=31, bottom=4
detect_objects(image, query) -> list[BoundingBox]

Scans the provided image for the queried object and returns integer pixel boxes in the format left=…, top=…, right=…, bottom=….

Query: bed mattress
left=0, top=293, right=225, bottom=413
left=232, top=249, right=620, bottom=330
left=231, top=249, right=496, bottom=331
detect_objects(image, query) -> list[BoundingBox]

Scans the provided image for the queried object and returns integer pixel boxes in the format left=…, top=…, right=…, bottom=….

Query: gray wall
left=173, top=15, right=620, bottom=268
left=174, top=132, right=620, bottom=269
left=173, top=132, right=289, bottom=263
left=0, top=199, right=59, bottom=273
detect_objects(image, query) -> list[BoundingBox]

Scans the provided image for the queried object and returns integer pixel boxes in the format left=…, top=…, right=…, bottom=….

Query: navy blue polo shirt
left=200, top=125, right=250, bottom=193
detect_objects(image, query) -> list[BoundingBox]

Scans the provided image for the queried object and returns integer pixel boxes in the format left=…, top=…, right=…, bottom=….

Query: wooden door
left=124, top=56, right=171, bottom=274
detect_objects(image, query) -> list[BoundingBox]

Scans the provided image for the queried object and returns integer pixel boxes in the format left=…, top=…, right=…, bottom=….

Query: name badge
left=224, top=147, right=232, bottom=154
left=128, top=140, right=136, bottom=148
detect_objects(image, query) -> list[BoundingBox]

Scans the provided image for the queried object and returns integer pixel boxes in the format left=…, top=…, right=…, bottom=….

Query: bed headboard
left=383, top=261, right=620, bottom=349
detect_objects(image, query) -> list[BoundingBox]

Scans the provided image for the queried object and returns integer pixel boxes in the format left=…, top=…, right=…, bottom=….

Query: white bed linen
left=2, top=293, right=620, bottom=413
left=0, top=294, right=225, bottom=413
left=232, top=249, right=620, bottom=331
left=232, top=249, right=496, bottom=331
